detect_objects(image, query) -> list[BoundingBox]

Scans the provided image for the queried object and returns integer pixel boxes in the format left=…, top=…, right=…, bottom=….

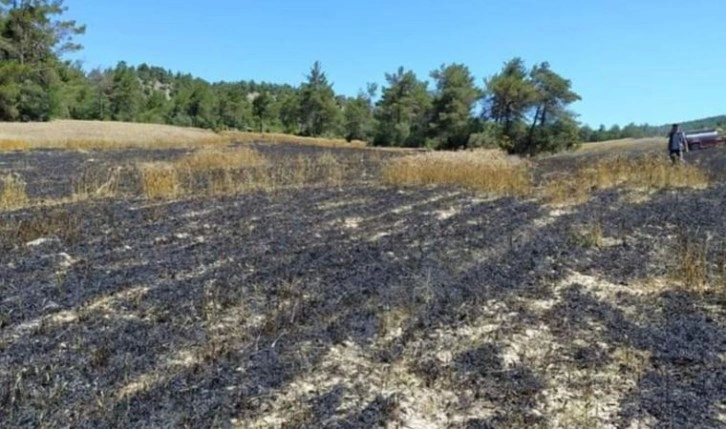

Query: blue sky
left=65, top=0, right=725, bottom=127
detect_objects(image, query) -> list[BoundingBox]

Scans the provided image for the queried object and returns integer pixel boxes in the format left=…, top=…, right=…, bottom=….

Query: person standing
left=668, top=124, right=688, bottom=163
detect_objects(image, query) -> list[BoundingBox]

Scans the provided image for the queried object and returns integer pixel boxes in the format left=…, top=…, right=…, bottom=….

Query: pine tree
left=343, top=83, right=376, bottom=142
left=279, top=91, right=300, bottom=134
left=0, top=0, right=84, bottom=121
left=109, top=62, right=143, bottom=122
left=525, top=62, right=581, bottom=153
left=298, top=61, right=339, bottom=137
left=252, top=91, right=273, bottom=132
left=374, top=67, right=432, bottom=147
left=484, top=58, right=536, bottom=140
left=187, top=80, right=217, bottom=129
left=429, top=63, right=481, bottom=149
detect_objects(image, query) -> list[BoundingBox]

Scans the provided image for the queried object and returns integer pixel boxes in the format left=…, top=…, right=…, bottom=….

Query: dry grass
left=222, top=131, right=368, bottom=149
left=577, top=137, right=665, bottom=154
left=583, top=156, right=708, bottom=189
left=0, top=139, right=31, bottom=152
left=132, top=147, right=349, bottom=199
left=0, top=120, right=226, bottom=150
left=61, top=138, right=226, bottom=151
left=317, top=151, right=344, bottom=186
left=290, top=156, right=314, bottom=185
left=0, top=174, right=29, bottom=209
left=1, top=145, right=353, bottom=206
left=70, top=147, right=269, bottom=201
left=0, top=120, right=404, bottom=152
left=541, top=175, right=592, bottom=205
left=0, top=207, right=82, bottom=248
left=177, top=147, right=266, bottom=171
left=381, top=149, right=532, bottom=197
left=172, top=147, right=270, bottom=197
left=138, top=162, right=180, bottom=199
left=569, top=219, right=604, bottom=249
left=670, top=232, right=711, bottom=293
left=72, top=167, right=124, bottom=200
left=543, top=155, right=709, bottom=204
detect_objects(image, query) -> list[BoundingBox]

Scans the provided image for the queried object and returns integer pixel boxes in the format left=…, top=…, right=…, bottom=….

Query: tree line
left=5, top=0, right=694, bottom=155
left=581, top=115, right=726, bottom=142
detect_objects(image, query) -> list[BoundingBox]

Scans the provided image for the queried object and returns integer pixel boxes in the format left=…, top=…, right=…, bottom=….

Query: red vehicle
left=685, top=129, right=725, bottom=150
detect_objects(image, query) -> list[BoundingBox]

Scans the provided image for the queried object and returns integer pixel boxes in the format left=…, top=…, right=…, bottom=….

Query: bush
left=468, top=122, right=505, bottom=149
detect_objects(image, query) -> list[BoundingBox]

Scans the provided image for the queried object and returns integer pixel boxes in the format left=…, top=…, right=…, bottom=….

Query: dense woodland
left=1, top=2, right=722, bottom=154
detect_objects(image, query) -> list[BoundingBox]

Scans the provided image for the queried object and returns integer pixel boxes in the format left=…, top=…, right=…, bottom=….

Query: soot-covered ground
left=0, top=143, right=724, bottom=428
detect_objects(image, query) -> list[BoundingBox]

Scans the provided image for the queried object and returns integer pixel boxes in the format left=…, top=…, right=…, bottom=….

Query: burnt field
left=0, top=142, right=725, bottom=428
left=0, top=143, right=401, bottom=201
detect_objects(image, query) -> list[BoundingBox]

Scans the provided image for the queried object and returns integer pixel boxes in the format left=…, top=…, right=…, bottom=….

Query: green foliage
left=278, top=91, right=300, bottom=134
left=138, top=90, right=169, bottom=124
left=298, top=61, right=340, bottom=137
left=0, top=61, right=22, bottom=120
left=0, top=61, right=58, bottom=121
left=0, top=0, right=85, bottom=65
left=429, top=63, right=481, bottom=149
left=187, top=80, right=217, bottom=129
left=582, top=115, right=726, bottom=143
left=484, top=58, right=537, bottom=137
left=373, top=67, right=432, bottom=147
left=343, top=83, right=376, bottom=142
left=483, top=58, right=580, bottom=154
left=252, top=91, right=275, bottom=132
left=521, top=62, right=581, bottom=154
left=343, top=96, right=373, bottom=142
left=468, top=121, right=506, bottom=149
left=55, top=61, right=94, bottom=119
left=0, top=0, right=83, bottom=121
left=109, top=62, right=143, bottom=122
left=531, top=115, right=581, bottom=153
left=214, top=83, right=253, bottom=131
left=17, top=74, right=55, bottom=121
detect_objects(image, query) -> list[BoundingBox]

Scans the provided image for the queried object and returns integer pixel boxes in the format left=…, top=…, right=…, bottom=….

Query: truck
left=685, top=129, right=725, bottom=151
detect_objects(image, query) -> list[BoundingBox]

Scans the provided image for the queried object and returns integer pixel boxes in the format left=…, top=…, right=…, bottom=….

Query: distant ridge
left=662, top=115, right=726, bottom=133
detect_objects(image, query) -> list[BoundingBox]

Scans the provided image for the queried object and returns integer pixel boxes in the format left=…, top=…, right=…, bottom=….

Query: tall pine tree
left=298, top=61, right=339, bottom=137
left=0, top=0, right=85, bottom=121
left=373, top=67, right=432, bottom=147
left=429, top=63, right=481, bottom=149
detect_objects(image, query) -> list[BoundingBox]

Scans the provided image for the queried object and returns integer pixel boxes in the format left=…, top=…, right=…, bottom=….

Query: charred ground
left=0, top=142, right=724, bottom=428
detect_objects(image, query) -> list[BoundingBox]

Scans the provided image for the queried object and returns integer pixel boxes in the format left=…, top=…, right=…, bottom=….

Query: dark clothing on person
left=668, top=129, right=687, bottom=163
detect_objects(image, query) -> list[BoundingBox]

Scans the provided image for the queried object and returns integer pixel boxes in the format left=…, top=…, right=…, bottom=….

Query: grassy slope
left=2, top=120, right=668, bottom=154
left=0, top=120, right=374, bottom=150
left=577, top=137, right=665, bottom=154
left=0, top=120, right=223, bottom=147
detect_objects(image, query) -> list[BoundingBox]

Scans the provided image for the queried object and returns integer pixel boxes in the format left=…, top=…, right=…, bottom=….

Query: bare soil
left=0, top=143, right=724, bottom=428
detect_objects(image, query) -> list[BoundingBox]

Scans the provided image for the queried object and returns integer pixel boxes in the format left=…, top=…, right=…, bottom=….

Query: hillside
left=0, top=120, right=225, bottom=149
left=669, top=114, right=726, bottom=131
left=0, top=120, right=374, bottom=151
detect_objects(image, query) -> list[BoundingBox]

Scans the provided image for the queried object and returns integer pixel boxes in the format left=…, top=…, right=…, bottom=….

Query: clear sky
left=65, top=0, right=725, bottom=128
